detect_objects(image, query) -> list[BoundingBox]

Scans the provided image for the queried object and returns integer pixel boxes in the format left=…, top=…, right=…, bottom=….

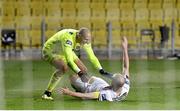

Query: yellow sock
left=47, top=70, right=62, bottom=92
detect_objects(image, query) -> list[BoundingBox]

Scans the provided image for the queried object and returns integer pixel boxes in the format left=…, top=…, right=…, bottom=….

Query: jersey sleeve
left=91, top=92, right=100, bottom=99
left=83, top=43, right=102, bottom=70
left=63, top=38, right=81, bottom=73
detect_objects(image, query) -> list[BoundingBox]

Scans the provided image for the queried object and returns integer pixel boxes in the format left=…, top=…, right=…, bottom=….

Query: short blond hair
left=79, top=27, right=90, bottom=38
left=111, top=73, right=125, bottom=91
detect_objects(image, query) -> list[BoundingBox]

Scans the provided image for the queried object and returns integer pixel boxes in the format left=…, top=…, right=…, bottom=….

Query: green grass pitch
left=1, top=59, right=180, bottom=110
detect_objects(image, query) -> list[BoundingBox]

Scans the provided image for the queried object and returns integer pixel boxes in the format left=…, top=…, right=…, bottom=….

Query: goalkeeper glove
left=99, top=69, right=113, bottom=79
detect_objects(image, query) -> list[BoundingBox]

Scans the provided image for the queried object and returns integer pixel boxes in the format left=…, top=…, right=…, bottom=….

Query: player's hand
left=122, top=36, right=128, bottom=44
left=99, top=69, right=113, bottom=79
left=58, top=87, right=71, bottom=95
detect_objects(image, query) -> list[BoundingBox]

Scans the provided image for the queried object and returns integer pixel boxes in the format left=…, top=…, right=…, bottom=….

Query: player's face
left=81, top=33, right=91, bottom=44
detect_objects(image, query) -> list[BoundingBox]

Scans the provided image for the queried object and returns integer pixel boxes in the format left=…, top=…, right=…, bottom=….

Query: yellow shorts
left=42, top=47, right=78, bottom=64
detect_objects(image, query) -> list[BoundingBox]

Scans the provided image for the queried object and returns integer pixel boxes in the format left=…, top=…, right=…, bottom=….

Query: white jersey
left=99, top=76, right=130, bottom=101
left=73, top=75, right=130, bottom=102
left=85, top=77, right=109, bottom=93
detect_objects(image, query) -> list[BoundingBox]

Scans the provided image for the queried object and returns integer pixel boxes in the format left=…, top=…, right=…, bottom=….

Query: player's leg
left=43, top=57, right=68, bottom=100
left=86, top=76, right=109, bottom=92
left=42, top=48, right=68, bottom=100
left=46, top=58, right=68, bottom=92
left=69, top=74, right=89, bottom=93
left=89, top=76, right=109, bottom=86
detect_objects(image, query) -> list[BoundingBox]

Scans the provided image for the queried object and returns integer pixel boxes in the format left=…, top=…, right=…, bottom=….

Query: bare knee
left=53, top=60, right=68, bottom=73
left=62, top=65, right=68, bottom=73
left=56, top=65, right=68, bottom=74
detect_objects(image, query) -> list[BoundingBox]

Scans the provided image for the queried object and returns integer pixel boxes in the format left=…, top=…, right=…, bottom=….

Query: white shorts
left=71, top=76, right=109, bottom=93
left=85, top=76, right=109, bottom=93
left=71, top=77, right=88, bottom=93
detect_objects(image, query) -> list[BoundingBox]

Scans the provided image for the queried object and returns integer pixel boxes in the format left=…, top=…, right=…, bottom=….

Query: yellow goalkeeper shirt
left=43, top=29, right=102, bottom=73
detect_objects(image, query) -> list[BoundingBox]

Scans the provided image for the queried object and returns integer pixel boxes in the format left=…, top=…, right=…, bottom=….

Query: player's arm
left=59, top=87, right=99, bottom=99
left=83, top=43, right=102, bottom=70
left=122, top=37, right=129, bottom=78
left=64, top=39, right=81, bottom=73
left=83, top=43, right=113, bottom=78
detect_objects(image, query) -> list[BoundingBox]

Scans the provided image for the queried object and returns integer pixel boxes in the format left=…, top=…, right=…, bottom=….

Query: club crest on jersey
left=69, top=32, right=73, bottom=35
left=66, top=40, right=72, bottom=45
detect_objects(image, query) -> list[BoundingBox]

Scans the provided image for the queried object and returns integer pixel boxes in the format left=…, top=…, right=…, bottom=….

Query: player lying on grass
left=42, top=27, right=111, bottom=100
left=59, top=37, right=130, bottom=101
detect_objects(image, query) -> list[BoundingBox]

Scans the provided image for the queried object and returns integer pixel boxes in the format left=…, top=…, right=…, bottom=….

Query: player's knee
left=53, top=59, right=68, bottom=73
left=56, top=64, right=68, bottom=73
left=62, top=65, right=68, bottom=73
left=55, top=66, right=68, bottom=76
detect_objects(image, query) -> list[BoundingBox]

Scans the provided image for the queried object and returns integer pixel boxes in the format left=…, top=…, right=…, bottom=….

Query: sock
left=46, top=70, right=62, bottom=92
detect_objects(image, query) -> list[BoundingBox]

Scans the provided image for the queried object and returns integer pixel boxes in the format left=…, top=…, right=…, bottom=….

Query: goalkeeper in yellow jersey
left=42, top=27, right=111, bottom=100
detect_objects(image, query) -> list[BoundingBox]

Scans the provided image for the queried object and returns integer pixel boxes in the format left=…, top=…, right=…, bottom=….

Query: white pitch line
left=0, top=57, right=5, bottom=109
left=23, top=51, right=33, bottom=109
left=163, top=61, right=176, bottom=109
left=136, top=60, right=150, bottom=109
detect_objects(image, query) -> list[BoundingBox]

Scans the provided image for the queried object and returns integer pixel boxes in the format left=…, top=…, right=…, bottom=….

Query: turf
left=1, top=59, right=180, bottom=110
